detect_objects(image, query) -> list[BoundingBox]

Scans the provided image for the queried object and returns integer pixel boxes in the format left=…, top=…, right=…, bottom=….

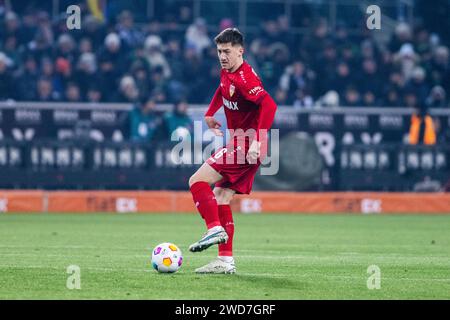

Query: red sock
left=190, top=182, right=221, bottom=229
left=218, top=205, right=234, bottom=257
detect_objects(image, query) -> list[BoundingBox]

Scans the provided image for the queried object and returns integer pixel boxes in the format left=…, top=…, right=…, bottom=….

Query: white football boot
left=189, top=226, right=229, bottom=252
left=195, top=257, right=236, bottom=274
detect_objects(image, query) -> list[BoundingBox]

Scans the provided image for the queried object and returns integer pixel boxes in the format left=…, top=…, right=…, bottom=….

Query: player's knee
left=214, top=188, right=233, bottom=205
left=188, top=175, right=197, bottom=188
left=189, top=173, right=209, bottom=188
left=213, top=188, right=223, bottom=202
left=216, top=197, right=231, bottom=205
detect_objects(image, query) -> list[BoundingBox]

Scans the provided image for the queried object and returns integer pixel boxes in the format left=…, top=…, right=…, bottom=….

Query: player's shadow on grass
left=233, top=274, right=308, bottom=292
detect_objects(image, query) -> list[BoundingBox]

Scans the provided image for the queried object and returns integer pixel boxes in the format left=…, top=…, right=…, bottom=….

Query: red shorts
left=206, top=138, right=260, bottom=195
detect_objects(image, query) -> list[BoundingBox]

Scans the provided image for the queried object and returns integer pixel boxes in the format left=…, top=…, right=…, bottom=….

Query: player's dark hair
left=214, top=28, right=244, bottom=47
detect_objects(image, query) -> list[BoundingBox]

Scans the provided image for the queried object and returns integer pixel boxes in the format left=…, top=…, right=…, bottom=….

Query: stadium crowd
left=0, top=3, right=449, bottom=111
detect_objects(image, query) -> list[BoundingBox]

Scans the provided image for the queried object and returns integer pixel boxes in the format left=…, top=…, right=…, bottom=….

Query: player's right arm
left=205, top=87, right=224, bottom=136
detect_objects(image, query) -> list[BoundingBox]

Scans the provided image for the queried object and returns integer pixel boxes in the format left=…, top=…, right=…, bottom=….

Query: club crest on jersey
left=229, top=84, right=235, bottom=97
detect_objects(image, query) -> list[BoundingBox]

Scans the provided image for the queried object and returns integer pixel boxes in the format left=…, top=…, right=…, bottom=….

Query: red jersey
left=206, top=61, right=269, bottom=133
left=205, top=60, right=278, bottom=194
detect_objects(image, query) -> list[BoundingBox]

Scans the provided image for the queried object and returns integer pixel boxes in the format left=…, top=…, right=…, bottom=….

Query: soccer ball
left=151, top=242, right=183, bottom=273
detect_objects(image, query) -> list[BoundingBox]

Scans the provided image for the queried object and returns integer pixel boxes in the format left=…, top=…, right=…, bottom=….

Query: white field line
left=0, top=244, right=146, bottom=250
left=1, top=252, right=449, bottom=265
left=0, top=253, right=149, bottom=257
left=1, top=245, right=449, bottom=257
left=1, top=251, right=450, bottom=266
left=0, top=265, right=145, bottom=272
left=0, top=265, right=449, bottom=283
left=1, top=244, right=449, bottom=254
left=237, top=249, right=450, bottom=256
left=236, top=273, right=450, bottom=283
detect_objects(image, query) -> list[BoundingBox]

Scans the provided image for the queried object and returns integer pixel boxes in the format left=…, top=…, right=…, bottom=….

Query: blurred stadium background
left=0, top=0, right=450, bottom=214
left=1, top=0, right=450, bottom=301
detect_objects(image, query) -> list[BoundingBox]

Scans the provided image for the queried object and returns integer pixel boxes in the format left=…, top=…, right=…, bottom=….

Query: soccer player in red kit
left=188, top=28, right=277, bottom=274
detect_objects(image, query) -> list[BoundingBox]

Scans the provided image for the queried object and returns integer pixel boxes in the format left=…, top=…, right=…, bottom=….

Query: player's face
left=217, top=43, right=243, bottom=71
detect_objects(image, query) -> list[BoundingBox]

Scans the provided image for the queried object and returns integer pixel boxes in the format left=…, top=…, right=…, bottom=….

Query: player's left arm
left=247, top=94, right=277, bottom=163
left=239, top=76, right=278, bottom=162
left=255, top=94, right=278, bottom=141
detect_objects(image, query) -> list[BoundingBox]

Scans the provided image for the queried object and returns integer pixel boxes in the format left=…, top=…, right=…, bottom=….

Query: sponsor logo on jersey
left=249, top=86, right=264, bottom=96
left=222, top=97, right=239, bottom=110
left=229, top=84, right=235, bottom=97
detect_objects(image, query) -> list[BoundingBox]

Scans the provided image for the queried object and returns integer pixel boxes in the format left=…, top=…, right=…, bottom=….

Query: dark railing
left=1, top=102, right=450, bottom=191
left=1, top=139, right=449, bottom=191
left=339, top=144, right=449, bottom=191
left=0, top=140, right=197, bottom=190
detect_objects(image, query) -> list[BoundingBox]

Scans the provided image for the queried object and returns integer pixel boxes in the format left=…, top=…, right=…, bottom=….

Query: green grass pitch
left=0, top=213, right=449, bottom=299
